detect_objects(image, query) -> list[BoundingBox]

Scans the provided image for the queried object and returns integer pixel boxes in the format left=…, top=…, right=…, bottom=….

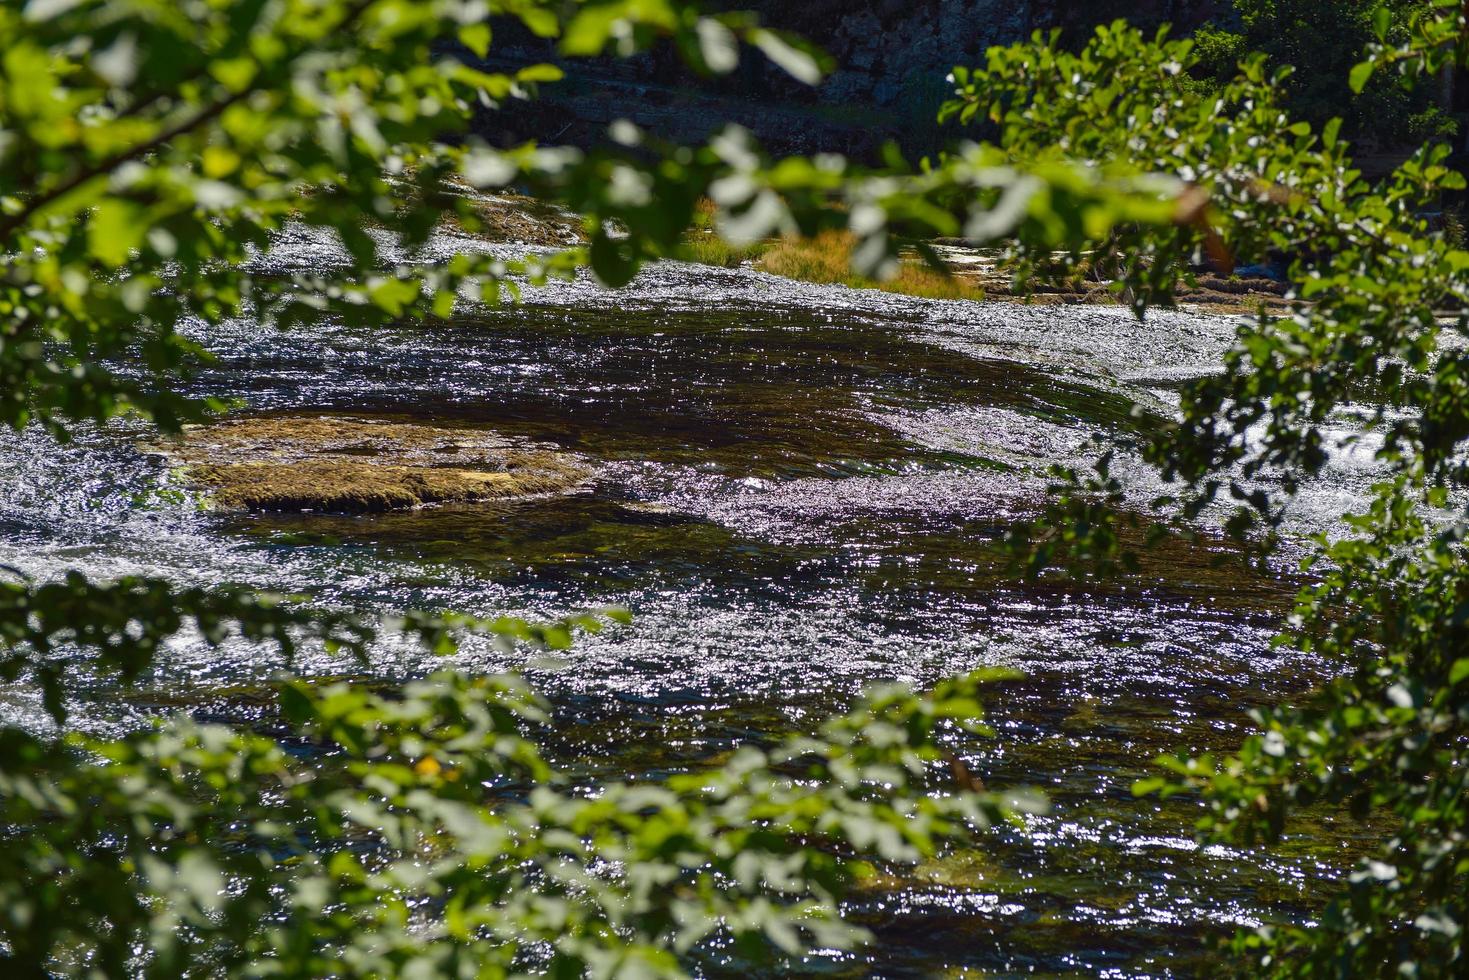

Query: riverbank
left=723, top=229, right=1291, bottom=314
left=468, top=189, right=1290, bottom=314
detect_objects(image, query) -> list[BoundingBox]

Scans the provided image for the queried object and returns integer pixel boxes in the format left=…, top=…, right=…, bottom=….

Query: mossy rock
left=142, top=416, right=591, bottom=513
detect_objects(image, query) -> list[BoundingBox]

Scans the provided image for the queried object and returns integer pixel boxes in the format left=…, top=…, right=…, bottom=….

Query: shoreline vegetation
left=680, top=227, right=993, bottom=302
left=674, top=196, right=993, bottom=301
left=454, top=189, right=1290, bottom=312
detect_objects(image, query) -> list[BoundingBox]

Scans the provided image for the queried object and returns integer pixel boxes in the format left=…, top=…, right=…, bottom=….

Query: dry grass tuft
left=756, top=231, right=986, bottom=302
left=674, top=234, right=768, bottom=267
left=671, top=198, right=768, bottom=267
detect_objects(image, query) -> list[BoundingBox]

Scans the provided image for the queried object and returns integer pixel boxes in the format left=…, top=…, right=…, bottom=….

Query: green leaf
left=588, top=233, right=637, bottom=287
left=1450, top=658, right=1469, bottom=687
left=519, top=8, right=559, bottom=38
left=208, top=56, right=256, bottom=92
left=1323, top=116, right=1343, bottom=149
left=749, top=29, right=823, bottom=85
left=88, top=200, right=146, bottom=266
left=516, top=62, right=564, bottom=83
left=278, top=683, right=315, bottom=724
left=696, top=18, right=739, bottom=74
left=560, top=7, right=619, bottom=56
left=1349, top=60, right=1374, bottom=94
left=458, top=23, right=491, bottom=58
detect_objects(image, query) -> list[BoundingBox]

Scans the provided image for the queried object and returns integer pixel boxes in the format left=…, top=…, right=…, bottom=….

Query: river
left=0, top=226, right=1385, bottom=975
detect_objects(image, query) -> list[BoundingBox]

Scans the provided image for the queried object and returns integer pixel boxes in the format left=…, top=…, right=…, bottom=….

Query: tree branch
left=0, top=0, right=380, bottom=247
left=0, top=90, right=251, bottom=246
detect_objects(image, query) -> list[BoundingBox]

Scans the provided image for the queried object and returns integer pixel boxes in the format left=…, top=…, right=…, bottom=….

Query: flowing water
left=0, top=230, right=1386, bottom=976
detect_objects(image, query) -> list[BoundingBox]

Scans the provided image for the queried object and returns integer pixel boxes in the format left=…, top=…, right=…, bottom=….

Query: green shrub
left=0, top=655, right=1032, bottom=974
left=954, top=17, right=1469, bottom=974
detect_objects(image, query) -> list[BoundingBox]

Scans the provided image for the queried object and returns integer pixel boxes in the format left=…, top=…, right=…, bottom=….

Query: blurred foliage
left=0, top=0, right=1179, bottom=439
left=1, top=657, right=1036, bottom=975
left=953, top=18, right=1469, bottom=976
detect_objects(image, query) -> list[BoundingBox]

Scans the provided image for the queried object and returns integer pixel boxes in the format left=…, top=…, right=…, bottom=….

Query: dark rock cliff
left=480, top=1, right=1233, bottom=157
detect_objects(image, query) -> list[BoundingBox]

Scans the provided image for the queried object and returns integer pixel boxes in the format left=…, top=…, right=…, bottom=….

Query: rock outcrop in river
left=142, top=417, right=591, bottom=512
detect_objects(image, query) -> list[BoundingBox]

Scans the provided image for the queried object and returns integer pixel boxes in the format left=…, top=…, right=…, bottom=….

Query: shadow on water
left=0, top=278, right=1374, bottom=975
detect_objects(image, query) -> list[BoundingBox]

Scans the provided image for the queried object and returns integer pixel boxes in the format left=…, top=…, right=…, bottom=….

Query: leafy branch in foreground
left=0, top=556, right=1032, bottom=975
left=961, top=20, right=1469, bottom=975
left=1142, top=480, right=1469, bottom=975
left=0, top=664, right=1035, bottom=975
left=0, top=567, right=622, bottom=724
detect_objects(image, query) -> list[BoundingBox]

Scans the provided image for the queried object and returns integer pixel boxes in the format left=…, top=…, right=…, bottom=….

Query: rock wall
left=762, top=0, right=1231, bottom=110
left=481, top=1, right=1235, bottom=157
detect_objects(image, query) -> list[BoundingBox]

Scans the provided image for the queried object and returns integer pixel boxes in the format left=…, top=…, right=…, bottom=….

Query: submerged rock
left=142, top=416, right=591, bottom=512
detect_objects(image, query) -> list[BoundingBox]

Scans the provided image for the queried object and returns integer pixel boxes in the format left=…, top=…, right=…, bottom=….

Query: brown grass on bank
left=674, top=202, right=984, bottom=299
left=675, top=201, right=1287, bottom=311
left=756, top=230, right=986, bottom=302
left=671, top=198, right=769, bottom=267
left=674, top=234, right=769, bottom=267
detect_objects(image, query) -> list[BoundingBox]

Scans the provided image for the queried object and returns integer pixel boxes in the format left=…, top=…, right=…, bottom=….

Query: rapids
left=0, top=229, right=1385, bottom=975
